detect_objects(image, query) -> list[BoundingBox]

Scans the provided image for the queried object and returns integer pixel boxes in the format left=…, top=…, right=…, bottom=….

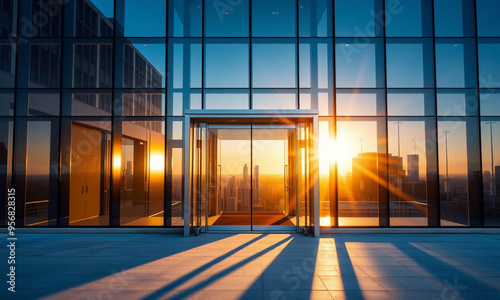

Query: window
left=64, top=0, right=114, bottom=37
left=388, top=119, right=436, bottom=226
left=253, top=42, right=296, bottom=88
left=205, top=90, right=249, bottom=110
left=335, top=0, right=383, bottom=37
left=337, top=118, right=386, bottom=227
left=434, top=0, right=475, bottom=37
left=252, top=90, right=297, bottom=109
left=205, top=41, right=249, bottom=88
left=478, top=40, right=500, bottom=88
left=116, top=40, right=165, bottom=89
left=477, top=0, right=500, bottom=37
left=435, top=39, right=477, bottom=88
left=337, top=90, right=385, bottom=116
left=481, top=119, right=500, bottom=226
left=0, top=43, right=15, bottom=88
left=252, top=0, right=296, bottom=37
left=387, top=90, right=435, bottom=116
left=120, top=121, right=165, bottom=226
left=386, top=39, right=434, bottom=88
left=168, top=0, right=202, bottom=37
left=205, top=0, right=249, bottom=37
left=299, top=0, right=332, bottom=37
left=20, top=0, right=61, bottom=37
left=437, top=90, right=477, bottom=117
left=336, top=39, right=385, bottom=88
left=385, top=0, right=432, bottom=37
left=117, top=0, right=166, bottom=37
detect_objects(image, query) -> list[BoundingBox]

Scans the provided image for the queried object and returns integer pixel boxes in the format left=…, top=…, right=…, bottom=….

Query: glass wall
left=2, top=0, right=499, bottom=228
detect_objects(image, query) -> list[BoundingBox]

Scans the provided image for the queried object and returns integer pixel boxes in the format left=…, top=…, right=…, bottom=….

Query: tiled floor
left=1, top=233, right=500, bottom=299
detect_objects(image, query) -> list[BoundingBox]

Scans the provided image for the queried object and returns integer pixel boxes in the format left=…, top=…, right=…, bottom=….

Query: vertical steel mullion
left=473, top=0, right=484, bottom=227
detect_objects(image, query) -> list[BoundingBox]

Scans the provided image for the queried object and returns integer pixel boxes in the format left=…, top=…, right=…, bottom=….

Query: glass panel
left=481, top=120, right=500, bottom=226
left=25, top=120, right=57, bottom=226
left=120, top=121, right=165, bottom=226
left=28, top=93, right=60, bottom=116
left=336, top=90, right=385, bottom=116
left=252, top=0, right=296, bottom=37
left=190, top=123, right=204, bottom=232
left=64, top=0, right=114, bottom=37
left=299, top=39, right=333, bottom=115
left=0, top=119, right=13, bottom=225
left=168, top=0, right=202, bottom=37
left=385, top=0, right=432, bottom=37
left=68, top=92, right=112, bottom=116
left=119, top=92, right=165, bottom=117
left=68, top=121, right=111, bottom=226
left=438, top=121, right=469, bottom=226
left=319, top=119, right=334, bottom=226
left=388, top=120, right=428, bottom=226
left=253, top=42, right=296, bottom=88
left=434, top=0, right=475, bottom=37
left=206, top=127, right=251, bottom=228
left=252, top=90, right=297, bottom=109
left=170, top=147, right=184, bottom=226
left=335, top=0, right=382, bottom=37
left=205, top=90, right=249, bottom=110
left=168, top=39, right=202, bottom=116
left=299, top=0, right=332, bottom=37
left=119, top=41, right=165, bottom=88
left=0, top=0, right=17, bottom=37
left=67, top=42, right=113, bottom=88
left=297, top=123, right=311, bottom=231
left=480, top=90, right=500, bottom=116
left=205, top=41, right=249, bottom=88
left=386, top=39, right=434, bottom=88
left=337, top=119, right=384, bottom=226
left=437, top=90, right=478, bottom=117
left=28, top=44, right=62, bottom=88
left=335, top=39, right=384, bottom=88
left=477, top=0, right=500, bottom=37
left=117, top=0, right=166, bottom=37
left=252, top=127, right=296, bottom=228
left=205, top=0, right=249, bottom=37
left=478, top=40, right=500, bottom=88
left=20, top=0, right=62, bottom=37
left=171, top=120, right=183, bottom=140
left=0, top=43, right=15, bottom=88
left=0, top=93, right=14, bottom=116
left=387, top=89, right=435, bottom=116
left=436, top=39, right=477, bottom=88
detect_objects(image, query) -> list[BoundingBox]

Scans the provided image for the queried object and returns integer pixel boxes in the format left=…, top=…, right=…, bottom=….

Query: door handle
left=85, top=185, right=89, bottom=194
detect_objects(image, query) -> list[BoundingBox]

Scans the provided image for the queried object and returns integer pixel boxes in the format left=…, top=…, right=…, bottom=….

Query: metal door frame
left=184, top=110, right=320, bottom=237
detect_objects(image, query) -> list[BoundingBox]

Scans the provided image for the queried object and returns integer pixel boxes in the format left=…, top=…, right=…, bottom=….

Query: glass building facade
left=1, top=0, right=500, bottom=233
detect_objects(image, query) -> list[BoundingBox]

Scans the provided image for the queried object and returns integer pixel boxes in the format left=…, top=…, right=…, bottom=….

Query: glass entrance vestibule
left=184, top=112, right=319, bottom=236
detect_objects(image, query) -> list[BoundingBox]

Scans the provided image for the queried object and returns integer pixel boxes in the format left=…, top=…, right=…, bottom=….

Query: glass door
left=297, top=122, right=312, bottom=234
left=206, top=125, right=251, bottom=231
left=191, top=121, right=313, bottom=233
left=190, top=123, right=206, bottom=235
left=252, top=126, right=297, bottom=230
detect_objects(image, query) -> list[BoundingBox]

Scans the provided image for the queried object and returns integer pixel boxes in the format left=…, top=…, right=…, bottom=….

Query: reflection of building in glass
left=253, top=165, right=260, bottom=206
left=238, top=164, right=251, bottom=211
left=407, top=154, right=419, bottom=182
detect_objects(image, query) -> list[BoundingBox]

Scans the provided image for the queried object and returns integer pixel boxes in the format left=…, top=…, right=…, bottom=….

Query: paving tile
left=3, top=232, right=500, bottom=298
